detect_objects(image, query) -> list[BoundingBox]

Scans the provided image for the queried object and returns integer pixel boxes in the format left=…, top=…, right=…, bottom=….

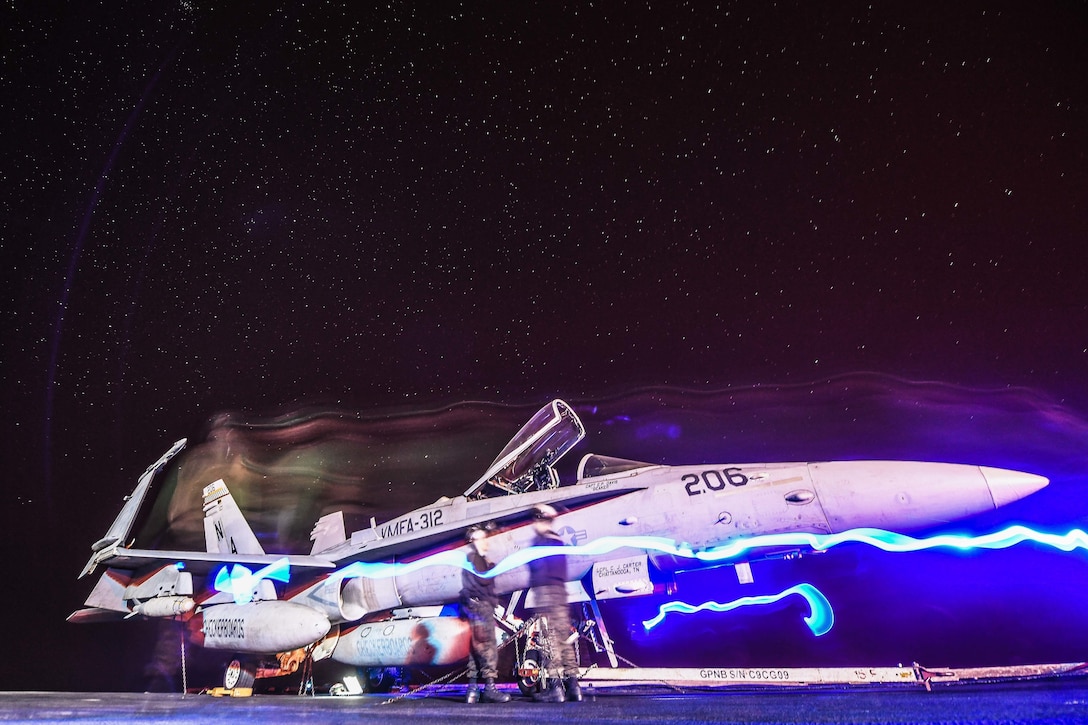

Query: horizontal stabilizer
left=67, top=607, right=131, bottom=623
left=82, top=567, right=131, bottom=613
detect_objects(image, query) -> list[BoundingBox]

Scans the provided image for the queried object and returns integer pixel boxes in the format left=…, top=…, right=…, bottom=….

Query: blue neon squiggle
left=329, top=525, right=1088, bottom=582
left=213, top=558, right=291, bottom=604
left=214, top=527, right=1080, bottom=633
left=332, top=551, right=471, bottom=582
left=689, top=525, right=1088, bottom=563
left=642, top=582, right=835, bottom=636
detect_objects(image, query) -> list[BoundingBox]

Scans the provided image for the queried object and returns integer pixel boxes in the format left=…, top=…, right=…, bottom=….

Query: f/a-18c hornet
left=70, top=400, right=1048, bottom=692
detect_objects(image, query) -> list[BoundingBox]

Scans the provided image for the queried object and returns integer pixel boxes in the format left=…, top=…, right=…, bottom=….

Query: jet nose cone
left=981, top=466, right=1049, bottom=508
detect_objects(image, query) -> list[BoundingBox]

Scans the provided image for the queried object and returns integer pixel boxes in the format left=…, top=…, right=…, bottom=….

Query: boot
left=464, top=680, right=479, bottom=704
left=564, top=675, right=582, bottom=702
left=531, top=678, right=565, bottom=703
left=480, top=678, right=510, bottom=703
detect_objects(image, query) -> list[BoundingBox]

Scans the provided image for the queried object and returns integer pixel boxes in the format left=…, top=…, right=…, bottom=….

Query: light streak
left=328, top=525, right=1088, bottom=582
left=642, top=583, right=834, bottom=635
left=211, top=526, right=1087, bottom=609
left=213, top=558, right=291, bottom=604
left=688, top=525, right=1088, bottom=562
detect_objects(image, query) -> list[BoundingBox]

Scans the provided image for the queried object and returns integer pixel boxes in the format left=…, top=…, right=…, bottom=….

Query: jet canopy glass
left=463, top=399, right=585, bottom=497
left=577, top=455, right=659, bottom=479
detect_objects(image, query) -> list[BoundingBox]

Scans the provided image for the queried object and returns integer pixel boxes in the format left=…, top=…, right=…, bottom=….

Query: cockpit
left=576, top=455, right=660, bottom=479
left=462, top=399, right=586, bottom=498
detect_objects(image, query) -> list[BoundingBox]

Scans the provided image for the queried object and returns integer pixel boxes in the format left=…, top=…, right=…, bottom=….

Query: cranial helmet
left=466, top=521, right=496, bottom=542
left=532, top=503, right=558, bottom=521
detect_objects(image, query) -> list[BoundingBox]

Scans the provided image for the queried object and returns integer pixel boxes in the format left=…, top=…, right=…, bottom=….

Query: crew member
left=528, top=503, right=581, bottom=703
left=460, top=524, right=511, bottom=704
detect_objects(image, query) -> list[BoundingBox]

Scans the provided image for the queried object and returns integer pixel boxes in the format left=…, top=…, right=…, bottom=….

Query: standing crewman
left=528, top=503, right=582, bottom=703
left=460, top=524, right=511, bottom=704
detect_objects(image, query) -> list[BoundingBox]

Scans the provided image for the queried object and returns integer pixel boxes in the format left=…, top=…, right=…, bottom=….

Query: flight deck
left=3, top=680, right=1088, bottom=725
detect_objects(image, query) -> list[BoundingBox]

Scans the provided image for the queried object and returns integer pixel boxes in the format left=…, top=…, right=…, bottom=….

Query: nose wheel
left=516, top=648, right=545, bottom=696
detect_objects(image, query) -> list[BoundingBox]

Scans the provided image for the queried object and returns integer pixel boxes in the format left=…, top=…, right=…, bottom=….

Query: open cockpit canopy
left=463, top=399, right=585, bottom=497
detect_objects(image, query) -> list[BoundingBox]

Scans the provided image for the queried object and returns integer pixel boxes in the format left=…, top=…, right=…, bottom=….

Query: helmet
left=532, top=503, right=558, bottom=521
left=466, top=521, right=496, bottom=542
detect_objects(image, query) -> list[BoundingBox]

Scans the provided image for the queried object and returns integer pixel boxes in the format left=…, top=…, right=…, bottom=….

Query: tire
left=224, top=658, right=256, bottom=690
left=516, top=648, right=545, bottom=696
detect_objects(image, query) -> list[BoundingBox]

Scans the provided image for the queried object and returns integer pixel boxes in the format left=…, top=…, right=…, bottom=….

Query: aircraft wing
left=87, top=545, right=337, bottom=575
left=79, top=438, right=188, bottom=578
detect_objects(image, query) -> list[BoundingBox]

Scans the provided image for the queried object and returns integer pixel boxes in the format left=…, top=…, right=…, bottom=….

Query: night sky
left=4, top=2, right=1088, bottom=692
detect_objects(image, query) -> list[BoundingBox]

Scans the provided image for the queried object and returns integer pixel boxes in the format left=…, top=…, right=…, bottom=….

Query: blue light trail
left=211, top=526, right=1087, bottom=608
left=641, top=583, right=834, bottom=635
left=329, top=525, right=1088, bottom=582
left=213, top=558, right=291, bottom=604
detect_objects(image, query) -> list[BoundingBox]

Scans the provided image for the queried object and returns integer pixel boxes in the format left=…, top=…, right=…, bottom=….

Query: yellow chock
left=207, top=687, right=254, bottom=698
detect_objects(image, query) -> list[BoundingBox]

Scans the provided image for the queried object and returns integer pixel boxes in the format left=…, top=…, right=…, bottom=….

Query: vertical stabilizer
left=310, top=511, right=347, bottom=555
left=202, top=480, right=264, bottom=555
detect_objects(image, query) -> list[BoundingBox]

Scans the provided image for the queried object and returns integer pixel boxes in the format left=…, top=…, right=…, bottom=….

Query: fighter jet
left=69, top=400, right=1048, bottom=690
